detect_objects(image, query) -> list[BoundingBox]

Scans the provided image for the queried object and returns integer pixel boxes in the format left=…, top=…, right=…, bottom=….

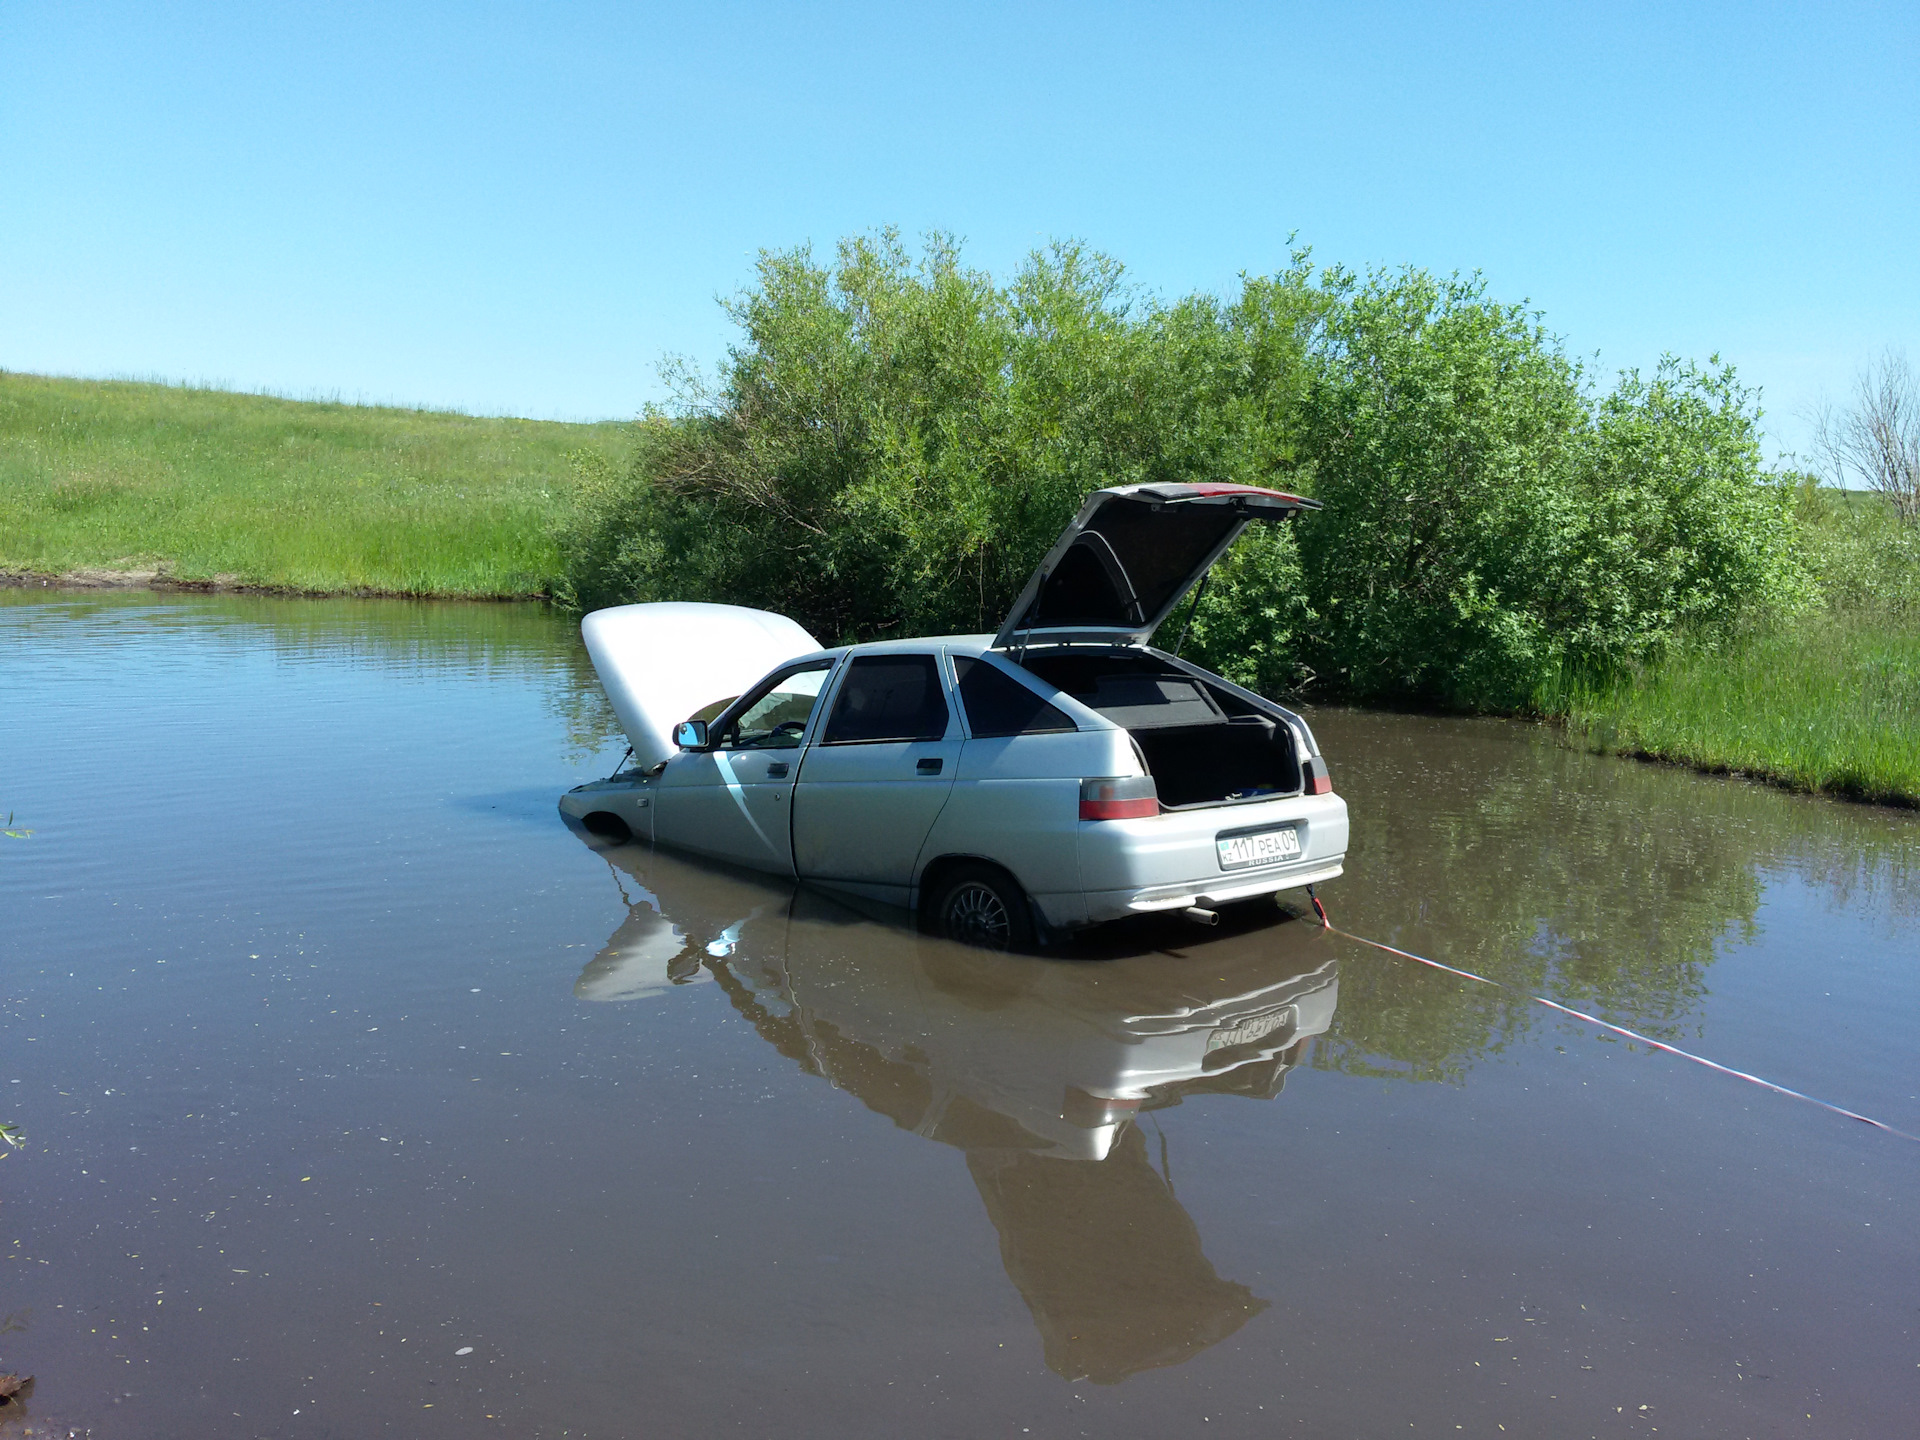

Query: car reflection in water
left=566, top=825, right=1339, bottom=1385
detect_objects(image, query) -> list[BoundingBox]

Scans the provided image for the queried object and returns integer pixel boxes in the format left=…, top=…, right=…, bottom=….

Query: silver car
left=560, top=482, right=1349, bottom=945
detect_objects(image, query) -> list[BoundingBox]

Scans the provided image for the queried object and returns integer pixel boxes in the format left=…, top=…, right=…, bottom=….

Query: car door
left=791, top=652, right=962, bottom=901
left=654, top=658, right=837, bottom=876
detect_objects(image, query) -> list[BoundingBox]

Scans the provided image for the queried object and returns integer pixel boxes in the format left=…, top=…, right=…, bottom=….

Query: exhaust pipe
left=1183, top=906, right=1220, bottom=926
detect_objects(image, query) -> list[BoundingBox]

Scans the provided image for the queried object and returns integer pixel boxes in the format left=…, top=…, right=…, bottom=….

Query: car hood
left=992, top=483, right=1319, bottom=649
left=581, top=602, right=822, bottom=769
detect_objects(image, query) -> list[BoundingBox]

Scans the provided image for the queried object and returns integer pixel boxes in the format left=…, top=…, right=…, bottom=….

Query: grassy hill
left=0, top=372, right=628, bottom=596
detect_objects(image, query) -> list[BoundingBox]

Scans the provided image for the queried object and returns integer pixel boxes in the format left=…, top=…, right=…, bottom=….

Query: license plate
left=1216, top=824, right=1300, bottom=870
left=1207, top=1004, right=1296, bottom=1053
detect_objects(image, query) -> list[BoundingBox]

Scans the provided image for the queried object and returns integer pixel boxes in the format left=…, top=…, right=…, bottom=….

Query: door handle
left=766, top=761, right=790, bottom=778
left=916, top=757, right=943, bottom=776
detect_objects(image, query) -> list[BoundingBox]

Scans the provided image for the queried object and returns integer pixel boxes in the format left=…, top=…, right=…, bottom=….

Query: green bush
left=1792, top=482, right=1920, bottom=616
left=1287, top=270, right=1588, bottom=706
left=555, top=232, right=1325, bottom=640
left=1291, top=270, right=1803, bottom=708
left=557, top=231, right=1806, bottom=713
left=554, top=231, right=1331, bottom=642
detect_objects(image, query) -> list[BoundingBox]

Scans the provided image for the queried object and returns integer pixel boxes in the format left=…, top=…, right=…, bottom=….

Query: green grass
left=0, top=371, right=628, bottom=596
left=1549, top=614, right=1920, bottom=806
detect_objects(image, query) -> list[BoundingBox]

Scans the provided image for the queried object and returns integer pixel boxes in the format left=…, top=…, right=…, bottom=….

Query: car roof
left=803, top=635, right=1190, bottom=663
left=777, top=635, right=997, bottom=665
left=844, top=634, right=997, bottom=657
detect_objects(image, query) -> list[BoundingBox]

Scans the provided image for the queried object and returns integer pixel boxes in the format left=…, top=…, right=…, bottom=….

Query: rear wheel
left=929, top=863, right=1036, bottom=951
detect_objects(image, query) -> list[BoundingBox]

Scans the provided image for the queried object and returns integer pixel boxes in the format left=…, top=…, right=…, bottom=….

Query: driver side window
left=714, top=661, right=835, bottom=750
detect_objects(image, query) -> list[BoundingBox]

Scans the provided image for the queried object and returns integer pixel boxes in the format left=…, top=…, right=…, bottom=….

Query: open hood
left=992, top=483, right=1319, bottom=649
left=581, top=602, right=821, bottom=769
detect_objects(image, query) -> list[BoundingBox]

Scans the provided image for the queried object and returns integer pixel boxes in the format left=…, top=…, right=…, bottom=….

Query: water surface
left=2, top=590, right=1916, bottom=1437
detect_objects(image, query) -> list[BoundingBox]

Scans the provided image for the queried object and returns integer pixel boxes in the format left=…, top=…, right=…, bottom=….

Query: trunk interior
left=1015, top=651, right=1303, bottom=809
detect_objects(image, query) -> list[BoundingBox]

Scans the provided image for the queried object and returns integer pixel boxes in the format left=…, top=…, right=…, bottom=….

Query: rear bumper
left=1084, top=858, right=1344, bottom=923
left=1073, top=792, right=1349, bottom=927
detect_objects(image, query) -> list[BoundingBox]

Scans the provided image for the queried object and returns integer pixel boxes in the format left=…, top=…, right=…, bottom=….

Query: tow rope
left=1302, top=886, right=1920, bottom=1146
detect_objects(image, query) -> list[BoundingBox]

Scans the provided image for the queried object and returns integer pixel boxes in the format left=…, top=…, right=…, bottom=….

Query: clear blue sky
left=5, top=1, right=1914, bottom=460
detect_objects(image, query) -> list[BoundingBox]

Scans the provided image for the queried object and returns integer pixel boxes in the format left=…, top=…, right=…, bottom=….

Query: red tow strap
left=1302, top=887, right=1919, bottom=1146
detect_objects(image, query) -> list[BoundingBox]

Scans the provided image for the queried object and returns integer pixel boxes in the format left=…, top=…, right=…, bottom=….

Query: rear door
left=792, top=652, right=961, bottom=899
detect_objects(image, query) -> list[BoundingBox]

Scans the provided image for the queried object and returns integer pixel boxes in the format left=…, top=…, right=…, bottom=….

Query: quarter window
left=953, top=656, right=1077, bottom=738
left=822, top=655, right=949, bottom=744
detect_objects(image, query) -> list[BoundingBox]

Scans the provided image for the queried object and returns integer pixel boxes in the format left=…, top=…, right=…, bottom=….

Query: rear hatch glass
left=994, top=483, right=1317, bottom=648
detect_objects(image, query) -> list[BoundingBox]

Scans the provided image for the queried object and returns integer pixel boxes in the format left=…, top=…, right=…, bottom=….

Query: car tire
left=929, top=863, right=1036, bottom=951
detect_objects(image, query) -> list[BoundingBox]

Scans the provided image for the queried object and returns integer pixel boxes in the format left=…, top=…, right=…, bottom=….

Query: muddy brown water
left=2, top=590, right=1917, bottom=1439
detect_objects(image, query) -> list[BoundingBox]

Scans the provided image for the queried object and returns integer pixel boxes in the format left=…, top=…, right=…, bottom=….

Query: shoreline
left=0, top=566, right=547, bottom=603
left=1543, top=721, right=1920, bottom=813
left=9, top=568, right=1913, bottom=814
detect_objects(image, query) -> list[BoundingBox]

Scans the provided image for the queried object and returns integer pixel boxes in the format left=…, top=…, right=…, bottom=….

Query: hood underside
left=581, top=602, right=822, bottom=770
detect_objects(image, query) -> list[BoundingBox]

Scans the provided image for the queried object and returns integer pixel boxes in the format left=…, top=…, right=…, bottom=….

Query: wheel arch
left=580, top=810, right=633, bottom=842
left=914, top=852, right=1025, bottom=926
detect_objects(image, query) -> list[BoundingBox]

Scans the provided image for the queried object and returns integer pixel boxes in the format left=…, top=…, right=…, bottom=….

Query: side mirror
left=673, top=719, right=709, bottom=750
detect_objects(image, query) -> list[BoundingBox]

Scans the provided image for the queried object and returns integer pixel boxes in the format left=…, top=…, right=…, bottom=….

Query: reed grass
left=1548, top=615, right=1920, bottom=806
left=0, top=372, right=627, bottom=596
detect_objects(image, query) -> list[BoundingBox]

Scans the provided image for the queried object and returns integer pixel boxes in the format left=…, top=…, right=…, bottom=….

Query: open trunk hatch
left=992, top=483, right=1318, bottom=650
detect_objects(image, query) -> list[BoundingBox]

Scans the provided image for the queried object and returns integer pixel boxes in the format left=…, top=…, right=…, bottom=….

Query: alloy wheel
left=943, top=882, right=1011, bottom=947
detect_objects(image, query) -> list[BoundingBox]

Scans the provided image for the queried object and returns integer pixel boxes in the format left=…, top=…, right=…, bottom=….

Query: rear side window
left=822, top=655, right=949, bottom=744
left=953, top=657, right=1077, bottom=738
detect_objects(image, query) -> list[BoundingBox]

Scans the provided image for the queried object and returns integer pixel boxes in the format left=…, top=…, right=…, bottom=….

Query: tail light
left=1079, top=775, right=1159, bottom=820
left=1062, top=1087, right=1145, bottom=1128
left=1304, top=755, right=1334, bottom=796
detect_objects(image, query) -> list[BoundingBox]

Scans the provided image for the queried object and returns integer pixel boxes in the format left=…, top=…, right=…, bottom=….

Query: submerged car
left=560, top=482, right=1349, bottom=945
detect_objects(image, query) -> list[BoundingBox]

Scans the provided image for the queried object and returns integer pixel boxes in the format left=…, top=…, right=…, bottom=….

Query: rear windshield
left=1014, top=498, right=1241, bottom=631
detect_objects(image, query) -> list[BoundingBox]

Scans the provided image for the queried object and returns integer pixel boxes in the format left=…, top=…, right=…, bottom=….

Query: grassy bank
left=1545, top=490, right=1920, bottom=806
left=0, top=372, right=626, bottom=596
left=1548, top=616, right=1920, bottom=806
